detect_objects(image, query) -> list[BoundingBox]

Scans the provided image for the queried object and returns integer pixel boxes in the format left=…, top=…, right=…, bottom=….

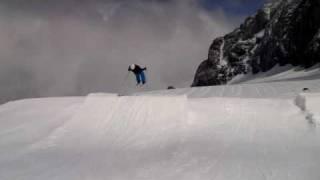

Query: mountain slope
left=1, top=80, right=320, bottom=179
left=192, top=0, right=320, bottom=87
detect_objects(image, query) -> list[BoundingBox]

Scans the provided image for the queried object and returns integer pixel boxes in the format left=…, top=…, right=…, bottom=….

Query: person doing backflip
left=128, top=64, right=147, bottom=85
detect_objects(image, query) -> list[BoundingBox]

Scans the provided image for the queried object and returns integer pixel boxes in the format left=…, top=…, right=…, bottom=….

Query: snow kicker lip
left=39, top=94, right=188, bottom=150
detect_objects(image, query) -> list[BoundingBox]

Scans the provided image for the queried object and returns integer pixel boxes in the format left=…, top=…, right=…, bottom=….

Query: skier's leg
left=135, top=74, right=141, bottom=85
left=141, top=71, right=146, bottom=84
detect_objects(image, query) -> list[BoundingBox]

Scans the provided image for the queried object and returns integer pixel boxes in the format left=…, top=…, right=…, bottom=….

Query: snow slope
left=229, top=64, right=320, bottom=84
left=1, top=78, right=320, bottom=179
left=137, top=78, right=320, bottom=98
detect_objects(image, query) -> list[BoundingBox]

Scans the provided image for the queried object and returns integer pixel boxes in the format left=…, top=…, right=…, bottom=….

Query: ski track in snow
left=0, top=79, right=320, bottom=179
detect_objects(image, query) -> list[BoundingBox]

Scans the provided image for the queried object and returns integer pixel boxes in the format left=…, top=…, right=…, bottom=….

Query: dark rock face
left=306, top=30, right=320, bottom=63
left=192, top=37, right=228, bottom=86
left=192, top=0, right=320, bottom=87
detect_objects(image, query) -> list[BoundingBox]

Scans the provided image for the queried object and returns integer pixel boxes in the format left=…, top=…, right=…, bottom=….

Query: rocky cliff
left=192, top=0, right=320, bottom=87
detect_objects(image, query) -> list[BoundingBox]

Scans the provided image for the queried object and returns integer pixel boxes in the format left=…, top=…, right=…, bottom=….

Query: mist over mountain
left=0, top=0, right=241, bottom=104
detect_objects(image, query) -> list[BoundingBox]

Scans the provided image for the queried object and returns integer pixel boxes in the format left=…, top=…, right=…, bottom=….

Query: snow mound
left=1, top=82, right=320, bottom=179
left=294, top=93, right=320, bottom=125
left=294, top=93, right=306, bottom=111
left=33, top=94, right=187, bottom=150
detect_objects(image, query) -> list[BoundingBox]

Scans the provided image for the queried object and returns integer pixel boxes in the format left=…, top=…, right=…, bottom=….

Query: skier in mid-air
left=128, top=64, right=147, bottom=86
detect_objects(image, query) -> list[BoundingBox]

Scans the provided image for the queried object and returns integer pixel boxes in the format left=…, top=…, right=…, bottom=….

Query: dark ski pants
left=135, top=71, right=146, bottom=84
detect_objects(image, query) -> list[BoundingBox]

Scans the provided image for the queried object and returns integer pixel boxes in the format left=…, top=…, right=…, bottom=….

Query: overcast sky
left=0, top=0, right=266, bottom=102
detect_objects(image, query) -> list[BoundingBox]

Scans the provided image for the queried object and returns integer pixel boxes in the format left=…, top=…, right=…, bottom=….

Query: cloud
left=0, top=0, right=241, bottom=103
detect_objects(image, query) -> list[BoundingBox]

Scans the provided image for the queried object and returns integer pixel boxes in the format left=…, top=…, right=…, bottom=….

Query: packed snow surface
left=1, top=77, right=320, bottom=179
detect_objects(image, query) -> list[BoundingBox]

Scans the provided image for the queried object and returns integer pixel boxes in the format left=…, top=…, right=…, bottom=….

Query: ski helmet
left=130, top=64, right=135, bottom=70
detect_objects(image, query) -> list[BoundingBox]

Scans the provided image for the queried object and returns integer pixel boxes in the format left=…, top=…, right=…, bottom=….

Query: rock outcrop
left=192, top=0, right=320, bottom=87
